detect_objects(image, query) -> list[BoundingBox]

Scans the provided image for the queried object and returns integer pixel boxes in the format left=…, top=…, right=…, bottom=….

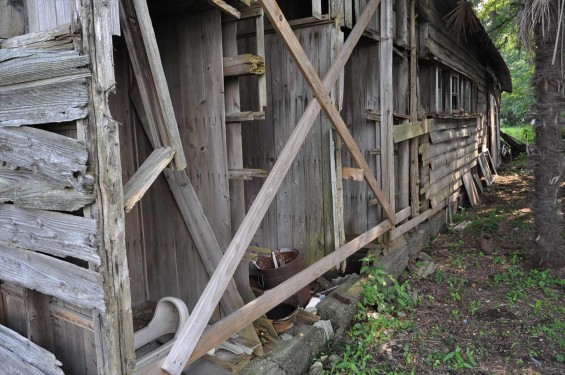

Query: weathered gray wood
left=0, top=204, right=99, bottom=264
left=0, top=78, right=88, bottom=126
left=25, top=0, right=72, bottom=33
left=380, top=0, right=395, bottom=216
left=123, top=147, right=175, bottom=213
left=163, top=1, right=384, bottom=372
left=429, top=127, right=477, bottom=144
left=0, top=243, right=104, bottom=310
left=0, top=0, right=24, bottom=39
left=0, top=24, right=74, bottom=51
left=0, top=345, right=49, bottom=375
left=228, top=168, right=268, bottom=180
left=0, top=126, right=88, bottom=188
left=409, top=0, right=419, bottom=218
left=120, top=0, right=187, bottom=170
left=76, top=0, right=135, bottom=372
left=223, top=54, right=265, bottom=76
left=0, top=49, right=89, bottom=87
left=225, top=111, right=265, bottom=123
left=390, top=199, right=446, bottom=240
left=0, top=167, right=94, bottom=211
left=0, top=324, right=63, bottom=375
left=393, top=119, right=428, bottom=143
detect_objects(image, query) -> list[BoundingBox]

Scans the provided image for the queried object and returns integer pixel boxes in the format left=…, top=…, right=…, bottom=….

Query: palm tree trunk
left=532, top=10, right=565, bottom=268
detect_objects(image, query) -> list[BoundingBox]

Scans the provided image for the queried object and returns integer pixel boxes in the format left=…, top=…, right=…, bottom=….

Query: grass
left=501, top=124, right=535, bottom=144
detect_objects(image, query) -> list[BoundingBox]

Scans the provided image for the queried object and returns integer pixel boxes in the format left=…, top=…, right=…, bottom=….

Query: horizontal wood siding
left=0, top=204, right=99, bottom=264
left=0, top=244, right=104, bottom=311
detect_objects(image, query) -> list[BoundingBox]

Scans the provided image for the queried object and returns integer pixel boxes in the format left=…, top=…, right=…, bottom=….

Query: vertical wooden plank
left=395, top=0, right=408, bottom=47
left=380, top=0, right=395, bottom=216
left=409, top=0, right=420, bottom=217
left=0, top=0, right=25, bottom=38
left=256, top=9, right=267, bottom=110
left=396, top=54, right=410, bottom=211
left=74, top=0, right=135, bottom=373
left=26, top=290, right=55, bottom=353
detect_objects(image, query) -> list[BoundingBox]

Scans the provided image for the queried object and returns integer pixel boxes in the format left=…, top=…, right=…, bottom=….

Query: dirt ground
left=324, top=156, right=565, bottom=374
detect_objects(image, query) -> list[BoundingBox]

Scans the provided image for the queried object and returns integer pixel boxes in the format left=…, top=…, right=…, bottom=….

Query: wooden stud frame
left=162, top=0, right=391, bottom=373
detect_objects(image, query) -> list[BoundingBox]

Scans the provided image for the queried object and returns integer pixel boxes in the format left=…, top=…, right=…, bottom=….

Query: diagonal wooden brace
left=259, top=0, right=395, bottom=225
left=161, top=1, right=384, bottom=373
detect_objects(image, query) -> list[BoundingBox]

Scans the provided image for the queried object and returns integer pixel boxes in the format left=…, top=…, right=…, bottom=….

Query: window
left=451, top=74, right=460, bottom=112
left=436, top=67, right=444, bottom=113
left=464, top=80, right=471, bottom=112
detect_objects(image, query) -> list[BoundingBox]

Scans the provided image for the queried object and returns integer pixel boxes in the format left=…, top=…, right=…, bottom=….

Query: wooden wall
left=240, top=23, right=337, bottom=266
left=111, top=10, right=231, bottom=315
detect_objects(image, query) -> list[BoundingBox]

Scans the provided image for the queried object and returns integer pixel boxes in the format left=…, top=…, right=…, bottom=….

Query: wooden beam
left=123, top=147, right=175, bottom=213
left=223, top=54, right=265, bottom=76
left=140, top=221, right=392, bottom=374
left=77, top=0, right=136, bottom=372
left=260, top=0, right=394, bottom=223
left=380, top=0, right=395, bottom=216
left=393, top=119, right=428, bottom=143
left=50, top=304, right=95, bottom=332
left=119, top=0, right=187, bottom=170
left=161, top=1, right=383, bottom=373
left=391, top=199, right=446, bottom=240
left=228, top=168, right=268, bottom=180
left=225, top=111, right=265, bottom=123
left=207, top=0, right=241, bottom=19
left=341, top=167, right=364, bottom=182
left=0, top=324, right=63, bottom=375
left=0, top=204, right=99, bottom=264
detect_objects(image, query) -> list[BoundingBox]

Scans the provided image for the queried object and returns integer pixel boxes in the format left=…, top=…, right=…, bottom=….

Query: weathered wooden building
left=0, top=0, right=510, bottom=374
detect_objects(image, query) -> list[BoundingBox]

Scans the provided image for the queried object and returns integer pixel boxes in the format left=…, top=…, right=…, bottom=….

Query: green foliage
left=501, top=125, right=535, bottom=143
left=475, top=0, right=535, bottom=126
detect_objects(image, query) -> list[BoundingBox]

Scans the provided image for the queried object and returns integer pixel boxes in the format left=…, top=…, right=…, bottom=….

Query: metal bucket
left=256, top=248, right=310, bottom=307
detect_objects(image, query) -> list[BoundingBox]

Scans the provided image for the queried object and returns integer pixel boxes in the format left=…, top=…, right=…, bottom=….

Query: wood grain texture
left=225, top=111, right=265, bottom=122
left=162, top=1, right=384, bottom=372
left=76, top=0, right=136, bottom=372
left=0, top=126, right=88, bottom=187
left=0, top=78, right=88, bottom=126
left=0, top=204, right=99, bottom=264
left=0, top=243, right=104, bottom=310
left=25, top=0, right=72, bottom=33
left=393, top=119, right=428, bottom=143
left=0, top=24, right=74, bottom=51
left=207, top=0, right=241, bottom=18
left=0, top=0, right=24, bottom=39
left=223, top=54, right=265, bottom=76
left=0, top=166, right=94, bottom=211
left=0, top=49, right=89, bottom=87
left=0, top=345, right=50, bottom=375
left=123, top=147, right=175, bottom=213
left=0, top=323, right=63, bottom=375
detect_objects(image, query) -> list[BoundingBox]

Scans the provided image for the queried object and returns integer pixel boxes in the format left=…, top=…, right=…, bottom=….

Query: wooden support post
left=207, top=0, right=241, bottom=19
left=380, top=0, right=395, bottom=217
left=409, top=0, right=420, bottom=218
left=162, top=1, right=384, bottom=373
left=137, top=221, right=392, bottom=374
left=119, top=0, right=187, bottom=170
left=74, top=0, right=135, bottom=373
left=256, top=7, right=267, bottom=110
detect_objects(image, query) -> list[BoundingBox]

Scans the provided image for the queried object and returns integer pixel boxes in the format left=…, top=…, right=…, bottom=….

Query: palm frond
left=519, top=0, right=559, bottom=53
left=444, top=1, right=481, bottom=42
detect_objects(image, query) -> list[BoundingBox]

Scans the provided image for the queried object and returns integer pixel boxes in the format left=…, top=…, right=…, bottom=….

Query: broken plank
left=341, top=166, right=364, bottom=181
left=0, top=24, right=74, bottom=51
left=0, top=204, right=99, bottom=264
left=0, top=324, right=64, bottom=375
left=228, top=168, right=268, bottom=180
left=0, top=126, right=89, bottom=188
left=0, top=78, right=89, bottom=126
left=223, top=54, right=265, bottom=76
left=123, top=147, right=175, bottom=213
left=0, top=50, right=90, bottom=87
left=0, top=167, right=94, bottom=212
left=0, top=243, right=105, bottom=311
left=462, top=172, right=480, bottom=207
left=225, top=111, right=265, bottom=123
left=393, top=119, right=428, bottom=143
left=207, top=0, right=241, bottom=18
